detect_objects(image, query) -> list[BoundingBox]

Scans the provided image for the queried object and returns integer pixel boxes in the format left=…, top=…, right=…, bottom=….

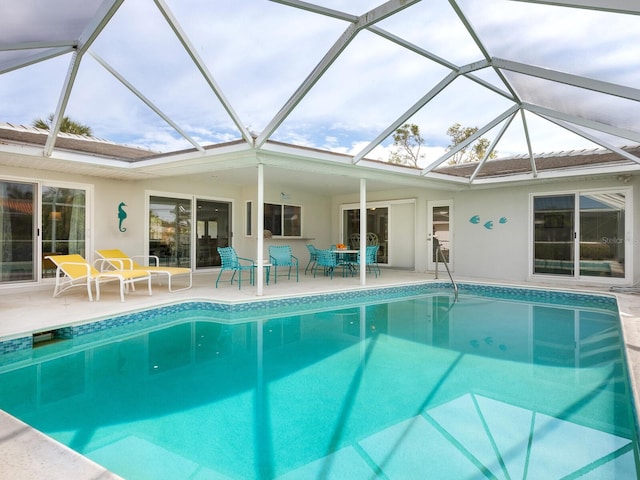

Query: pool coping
left=0, top=281, right=619, bottom=358
left=0, top=410, right=123, bottom=480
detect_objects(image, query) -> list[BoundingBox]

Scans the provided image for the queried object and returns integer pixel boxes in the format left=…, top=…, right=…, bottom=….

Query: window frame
left=245, top=200, right=252, bottom=237
left=249, top=201, right=303, bottom=238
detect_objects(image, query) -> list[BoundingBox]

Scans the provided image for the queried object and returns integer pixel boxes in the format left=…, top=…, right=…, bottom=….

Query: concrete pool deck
left=2, top=269, right=640, bottom=479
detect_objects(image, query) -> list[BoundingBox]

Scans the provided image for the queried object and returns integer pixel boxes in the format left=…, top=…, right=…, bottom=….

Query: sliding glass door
left=533, top=191, right=627, bottom=279
left=533, top=195, right=575, bottom=276
left=149, top=196, right=232, bottom=269
left=41, top=186, right=86, bottom=254
left=342, top=207, right=388, bottom=264
left=196, top=200, right=231, bottom=268
left=0, top=181, right=36, bottom=282
left=149, top=196, right=192, bottom=268
left=0, top=181, right=87, bottom=283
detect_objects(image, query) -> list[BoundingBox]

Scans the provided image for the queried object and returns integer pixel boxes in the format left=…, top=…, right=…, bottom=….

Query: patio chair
left=305, top=244, right=318, bottom=275
left=350, top=232, right=379, bottom=247
left=96, top=249, right=192, bottom=292
left=362, top=244, right=381, bottom=277
left=313, top=249, right=351, bottom=279
left=46, top=254, right=152, bottom=302
left=269, top=245, right=299, bottom=283
left=216, top=246, right=255, bottom=289
left=314, top=249, right=338, bottom=279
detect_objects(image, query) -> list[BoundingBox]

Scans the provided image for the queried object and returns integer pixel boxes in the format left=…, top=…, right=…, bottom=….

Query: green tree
left=389, top=123, right=424, bottom=167
left=32, top=113, right=93, bottom=136
left=446, top=123, right=496, bottom=164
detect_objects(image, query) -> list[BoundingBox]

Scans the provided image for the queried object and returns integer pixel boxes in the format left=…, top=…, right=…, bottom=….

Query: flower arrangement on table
left=336, top=243, right=347, bottom=250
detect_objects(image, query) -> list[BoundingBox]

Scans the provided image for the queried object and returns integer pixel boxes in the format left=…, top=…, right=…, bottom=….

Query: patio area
left=0, top=268, right=435, bottom=342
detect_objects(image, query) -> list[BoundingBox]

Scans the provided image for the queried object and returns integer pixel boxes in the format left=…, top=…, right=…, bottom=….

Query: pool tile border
left=0, top=282, right=617, bottom=358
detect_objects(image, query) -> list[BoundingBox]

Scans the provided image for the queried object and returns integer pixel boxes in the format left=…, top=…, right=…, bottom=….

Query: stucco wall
left=452, top=176, right=637, bottom=286
left=1, top=163, right=637, bottom=288
left=0, top=166, right=333, bottom=273
left=452, top=186, right=529, bottom=281
left=331, top=175, right=636, bottom=287
left=238, top=180, right=333, bottom=265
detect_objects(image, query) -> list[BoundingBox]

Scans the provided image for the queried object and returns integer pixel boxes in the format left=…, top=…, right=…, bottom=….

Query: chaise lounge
left=46, top=254, right=152, bottom=302
left=96, top=249, right=192, bottom=292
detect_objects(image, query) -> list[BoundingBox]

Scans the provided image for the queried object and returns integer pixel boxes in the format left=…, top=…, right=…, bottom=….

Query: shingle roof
left=1, top=122, right=637, bottom=182
left=0, top=123, right=154, bottom=161
left=433, top=146, right=640, bottom=179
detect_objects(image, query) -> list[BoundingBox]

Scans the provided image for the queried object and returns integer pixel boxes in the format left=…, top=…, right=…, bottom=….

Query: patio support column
left=360, top=178, right=366, bottom=286
left=257, top=163, right=265, bottom=295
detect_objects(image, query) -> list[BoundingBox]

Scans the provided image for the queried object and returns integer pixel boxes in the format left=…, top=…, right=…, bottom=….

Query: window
left=283, top=204, right=301, bottom=237
left=533, top=190, right=628, bottom=279
left=245, top=201, right=252, bottom=236
left=252, top=202, right=302, bottom=237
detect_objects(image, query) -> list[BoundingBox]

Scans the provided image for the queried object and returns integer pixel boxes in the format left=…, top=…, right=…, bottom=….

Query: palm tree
left=32, top=114, right=93, bottom=136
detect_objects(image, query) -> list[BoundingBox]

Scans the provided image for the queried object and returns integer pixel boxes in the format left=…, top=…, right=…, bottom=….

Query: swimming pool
left=0, top=284, right=637, bottom=479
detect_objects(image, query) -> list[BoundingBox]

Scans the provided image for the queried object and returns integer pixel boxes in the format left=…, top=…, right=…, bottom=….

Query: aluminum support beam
left=511, top=0, right=640, bottom=15
left=257, top=163, right=265, bottom=295
left=536, top=114, right=640, bottom=165
left=77, top=0, right=125, bottom=54
left=449, top=0, right=521, bottom=102
left=154, top=0, right=254, bottom=145
left=421, top=104, right=519, bottom=175
left=89, top=52, right=205, bottom=152
left=370, top=28, right=512, bottom=101
left=257, top=0, right=420, bottom=147
left=273, top=1, right=512, bottom=102
left=354, top=71, right=459, bottom=164
left=522, top=102, right=640, bottom=144
left=360, top=178, right=367, bottom=286
left=44, top=0, right=125, bottom=156
left=520, top=109, right=537, bottom=178
left=43, top=52, right=82, bottom=156
left=493, top=58, right=640, bottom=102
left=0, top=47, right=73, bottom=75
left=469, top=111, right=517, bottom=183
left=270, top=0, right=358, bottom=21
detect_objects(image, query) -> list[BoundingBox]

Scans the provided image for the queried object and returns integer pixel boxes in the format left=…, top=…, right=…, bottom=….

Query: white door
left=427, top=201, right=453, bottom=271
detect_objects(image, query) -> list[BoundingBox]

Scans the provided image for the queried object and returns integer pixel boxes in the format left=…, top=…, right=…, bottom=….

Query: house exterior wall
left=332, top=188, right=454, bottom=272
left=0, top=165, right=333, bottom=283
left=239, top=181, right=333, bottom=266
left=1, top=161, right=637, bottom=289
left=331, top=175, right=636, bottom=287
left=452, top=186, right=529, bottom=281
left=455, top=177, right=637, bottom=287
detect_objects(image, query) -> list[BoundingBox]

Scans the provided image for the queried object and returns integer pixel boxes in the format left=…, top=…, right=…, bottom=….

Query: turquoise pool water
left=0, top=286, right=637, bottom=479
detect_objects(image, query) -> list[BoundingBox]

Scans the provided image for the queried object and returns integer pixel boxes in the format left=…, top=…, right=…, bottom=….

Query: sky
left=1, top=0, right=639, bottom=167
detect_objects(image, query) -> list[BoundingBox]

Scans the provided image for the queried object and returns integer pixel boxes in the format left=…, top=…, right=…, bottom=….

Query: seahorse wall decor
left=118, top=202, right=128, bottom=232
